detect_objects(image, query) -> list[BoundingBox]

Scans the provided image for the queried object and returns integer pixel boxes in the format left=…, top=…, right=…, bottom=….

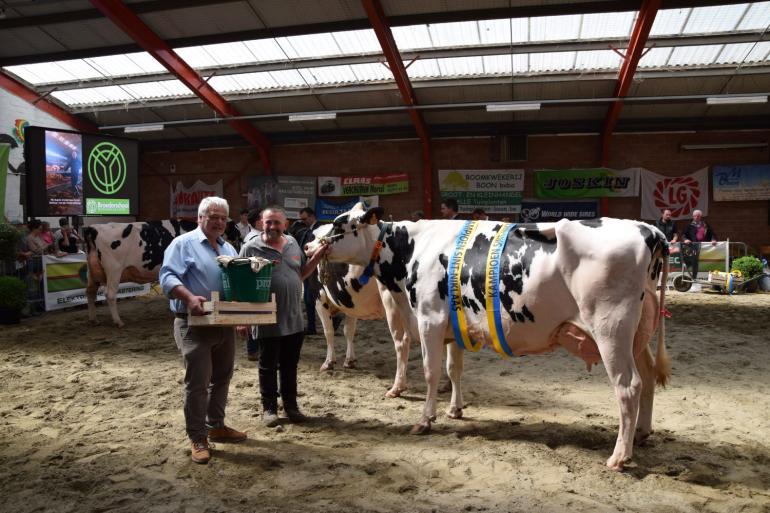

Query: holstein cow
left=84, top=220, right=192, bottom=327
left=309, top=254, right=412, bottom=398
left=306, top=203, right=670, bottom=471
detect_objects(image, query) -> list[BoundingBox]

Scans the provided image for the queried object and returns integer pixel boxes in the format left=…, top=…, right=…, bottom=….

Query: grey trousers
left=173, top=318, right=235, bottom=441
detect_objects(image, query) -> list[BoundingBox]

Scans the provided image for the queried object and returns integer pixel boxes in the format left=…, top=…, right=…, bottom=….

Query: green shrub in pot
left=0, top=276, right=27, bottom=313
left=0, top=223, right=22, bottom=261
left=731, top=255, right=763, bottom=280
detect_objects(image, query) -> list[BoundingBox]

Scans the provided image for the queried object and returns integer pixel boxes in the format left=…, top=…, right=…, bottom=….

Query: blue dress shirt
left=160, top=227, right=237, bottom=313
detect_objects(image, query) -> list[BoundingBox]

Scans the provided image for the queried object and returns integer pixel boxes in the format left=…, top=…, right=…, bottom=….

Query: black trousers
left=257, top=331, right=304, bottom=411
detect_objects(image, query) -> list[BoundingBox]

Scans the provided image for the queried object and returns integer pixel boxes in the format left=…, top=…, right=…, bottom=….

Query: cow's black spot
left=638, top=224, right=657, bottom=255
left=462, top=231, right=494, bottom=313
left=110, top=240, right=121, bottom=250
left=351, top=278, right=363, bottom=293
left=83, top=227, right=98, bottom=252
left=121, top=224, right=133, bottom=238
left=406, top=260, right=419, bottom=308
left=579, top=219, right=604, bottom=228
left=379, top=226, right=414, bottom=293
left=315, top=262, right=353, bottom=308
left=437, top=254, right=449, bottom=300
left=179, top=219, right=197, bottom=233
left=522, top=304, right=535, bottom=322
left=499, top=227, right=555, bottom=323
left=322, top=303, right=330, bottom=310
left=140, top=222, right=175, bottom=271
left=640, top=292, right=645, bottom=301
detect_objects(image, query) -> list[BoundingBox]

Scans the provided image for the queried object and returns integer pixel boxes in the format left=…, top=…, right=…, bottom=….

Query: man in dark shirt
left=654, top=209, right=678, bottom=243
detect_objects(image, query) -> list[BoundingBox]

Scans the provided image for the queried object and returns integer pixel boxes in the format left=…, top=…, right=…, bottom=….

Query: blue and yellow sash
left=448, top=221, right=517, bottom=356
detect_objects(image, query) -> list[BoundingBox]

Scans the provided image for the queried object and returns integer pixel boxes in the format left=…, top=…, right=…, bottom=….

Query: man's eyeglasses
left=205, top=215, right=228, bottom=222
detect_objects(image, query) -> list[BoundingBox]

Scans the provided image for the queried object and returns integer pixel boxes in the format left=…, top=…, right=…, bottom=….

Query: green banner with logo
left=0, top=144, right=9, bottom=220
left=535, top=168, right=640, bottom=198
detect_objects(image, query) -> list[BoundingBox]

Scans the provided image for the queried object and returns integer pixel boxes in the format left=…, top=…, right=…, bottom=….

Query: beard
left=264, top=228, right=282, bottom=242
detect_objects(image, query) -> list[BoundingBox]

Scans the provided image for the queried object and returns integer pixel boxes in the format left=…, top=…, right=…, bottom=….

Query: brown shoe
left=191, top=439, right=210, bottom=464
left=208, top=425, right=247, bottom=443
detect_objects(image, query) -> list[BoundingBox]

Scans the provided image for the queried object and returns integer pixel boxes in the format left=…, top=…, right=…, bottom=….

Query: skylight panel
left=122, top=52, right=167, bottom=74
left=668, top=45, right=723, bottom=66
left=331, top=29, right=382, bottom=54
left=277, top=33, right=342, bottom=59
left=574, top=49, right=621, bottom=70
left=200, top=42, right=258, bottom=66
left=87, top=54, right=148, bottom=77
left=530, top=14, right=581, bottom=42
left=482, top=55, right=513, bottom=74
left=478, top=19, right=512, bottom=45
left=243, top=39, right=288, bottom=62
left=176, top=47, right=219, bottom=68
left=436, top=56, right=484, bottom=77
left=580, top=12, right=635, bottom=39
left=299, top=65, right=358, bottom=85
left=267, top=69, right=308, bottom=88
left=122, top=80, right=191, bottom=99
left=683, top=5, right=746, bottom=33
left=529, top=51, right=576, bottom=72
left=650, top=9, right=689, bottom=36
left=717, top=41, right=770, bottom=64
left=404, top=58, right=441, bottom=79
left=349, top=62, right=392, bottom=82
left=224, top=71, right=279, bottom=90
left=638, top=47, right=674, bottom=68
left=208, top=75, right=246, bottom=94
left=428, top=21, right=481, bottom=47
left=51, top=85, right=133, bottom=106
left=392, top=25, right=433, bottom=50
left=737, top=2, right=770, bottom=30
left=4, top=61, right=94, bottom=85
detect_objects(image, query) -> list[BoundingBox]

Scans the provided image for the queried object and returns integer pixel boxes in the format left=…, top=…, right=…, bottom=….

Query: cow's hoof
left=410, top=422, right=431, bottom=435
left=446, top=407, right=463, bottom=419
left=634, top=430, right=652, bottom=446
left=114, top=322, right=125, bottom=328
left=343, top=359, right=357, bottom=369
left=320, top=361, right=334, bottom=372
left=384, top=387, right=406, bottom=398
left=606, top=455, right=629, bottom=472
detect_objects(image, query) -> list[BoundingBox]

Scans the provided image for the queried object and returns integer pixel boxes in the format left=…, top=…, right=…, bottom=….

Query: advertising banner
left=667, top=241, right=728, bottom=276
left=641, top=167, right=708, bottom=220
left=713, top=164, right=770, bottom=201
left=438, top=169, right=524, bottom=214
left=248, top=176, right=316, bottom=218
left=42, top=253, right=150, bottom=311
left=317, top=174, right=408, bottom=197
left=519, top=199, right=598, bottom=222
left=534, top=168, right=640, bottom=198
left=170, top=180, right=223, bottom=219
left=315, top=196, right=378, bottom=221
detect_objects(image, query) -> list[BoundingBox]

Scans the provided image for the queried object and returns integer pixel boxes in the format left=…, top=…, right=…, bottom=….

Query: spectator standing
left=239, top=206, right=328, bottom=426
left=55, top=217, right=81, bottom=254
left=235, top=209, right=251, bottom=242
left=471, top=208, right=489, bottom=221
left=410, top=210, right=425, bottom=222
left=440, top=198, right=459, bottom=219
left=159, top=196, right=247, bottom=465
left=654, top=209, right=679, bottom=243
left=681, top=209, right=717, bottom=278
left=294, top=207, right=322, bottom=336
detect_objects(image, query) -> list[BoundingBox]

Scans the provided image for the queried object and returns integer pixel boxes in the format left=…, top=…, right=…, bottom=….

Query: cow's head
left=305, top=202, right=384, bottom=266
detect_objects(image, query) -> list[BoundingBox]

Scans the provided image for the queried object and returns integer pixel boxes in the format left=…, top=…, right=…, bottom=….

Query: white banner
left=42, top=253, right=150, bottom=311
left=641, top=168, right=708, bottom=220
left=438, top=169, right=525, bottom=213
left=170, top=179, right=223, bottom=219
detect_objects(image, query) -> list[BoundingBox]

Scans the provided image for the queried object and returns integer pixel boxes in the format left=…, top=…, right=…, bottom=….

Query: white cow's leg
left=105, top=274, right=124, bottom=328
left=317, top=303, right=336, bottom=371
left=634, top=345, right=656, bottom=444
left=437, top=343, right=452, bottom=393
left=86, top=277, right=99, bottom=325
left=597, top=336, right=643, bottom=471
left=384, top=302, right=410, bottom=398
left=410, top=322, right=443, bottom=435
left=343, top=317, right=358, bottom=368
left=446, top=342, right=464, bottom=419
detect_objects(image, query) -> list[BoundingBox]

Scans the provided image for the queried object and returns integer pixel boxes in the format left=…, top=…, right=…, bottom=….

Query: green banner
left=0, top=144, right=9, bottom=220
left=86, top=198, right=130, bottom=214
left=438, top=169, right=524, bottom=213
left=535, top=168, right=639, bottom=198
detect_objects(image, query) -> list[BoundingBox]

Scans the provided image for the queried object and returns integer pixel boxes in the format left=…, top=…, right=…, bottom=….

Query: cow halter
left=357, top=221, right=391, bottom=285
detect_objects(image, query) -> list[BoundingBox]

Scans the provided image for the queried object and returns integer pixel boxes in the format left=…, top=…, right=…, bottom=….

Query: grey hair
left=261, top=205, right=288, bottom=219
left=198, top=196, right=229, bottom=217
left=692, top=209, right=703, bottom=216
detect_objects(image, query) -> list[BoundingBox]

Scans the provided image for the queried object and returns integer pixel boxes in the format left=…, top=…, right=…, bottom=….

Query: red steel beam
left=600, top=0, right=661, bottom=166
left=89, top=0, right=272, bottom=173
left=362, top=0, right=434, bottom=217
left=0, top=71, right=98, bottom=134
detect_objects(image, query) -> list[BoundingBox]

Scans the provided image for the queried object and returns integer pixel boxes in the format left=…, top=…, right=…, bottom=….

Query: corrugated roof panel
left=87, top=54, right=148, bottom=77
left=717, top=41, right=770, bottom=64
left=122, top=80, right=192, bottom=99
left=529, top=51, right=576, bottom=72
left=51, top=85, right=134, bottom=106
left=683, top=4, right=747, bottom=33
left=226, top=71, right=279, bottom=90
left=5, top=61, right=85, bottom=85
left=198, top=42, right=258, bottom=66
left=580, top=12, right=635, bottom=39
left=428, top=21, right=481, bottom=47
left=331, top=29, right=382, bottom=55
left=243, top=39, right=288, bottom=62
left=299, top=65, right=358, bottom=85
left=175, top=47, right=219, bottom=68
left=349, top=62, right=392, bottom=81
left=530, top=14, right=581, bottom=42
left=277, top=33, right=341, bottom=59
left=268, top=69, right=309, bottom=88
left=121, top=53, right=167, bottom=74
left=208, top=75, right=246, bottom=93
left=650, top=8, right=689, bottom=36
left=437, top=56, right=484, bottom=77
left=738, top=2, right=770, bottom=30
left=668, top=45, right=723, bottom=66
left=482, top=55, right=513, bottom=75
left=638, top=47, right=674, bottom=68
left=574, top=49, right=621, bottom=70
left=392, top=25, right=432, bottom=50
left=405, top=58, right=441, bottom=79
left=54, top=59, right=104, bottom=81
left=478, top=19, right=512, bottom=45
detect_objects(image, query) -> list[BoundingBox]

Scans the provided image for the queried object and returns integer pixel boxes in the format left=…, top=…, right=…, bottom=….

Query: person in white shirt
left=235, top=209, right=251, bottom=242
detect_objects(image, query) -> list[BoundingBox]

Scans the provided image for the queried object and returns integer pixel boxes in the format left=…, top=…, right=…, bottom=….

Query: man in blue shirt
left=160, top=196, right=246, bottom=464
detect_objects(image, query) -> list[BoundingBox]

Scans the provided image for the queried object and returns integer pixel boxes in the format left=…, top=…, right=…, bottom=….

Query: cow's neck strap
left=357, top=221, right=391, bottom=285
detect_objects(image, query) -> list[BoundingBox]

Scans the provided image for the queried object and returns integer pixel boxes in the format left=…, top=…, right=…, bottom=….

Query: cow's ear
left=361, top=207, right=384, bottom=225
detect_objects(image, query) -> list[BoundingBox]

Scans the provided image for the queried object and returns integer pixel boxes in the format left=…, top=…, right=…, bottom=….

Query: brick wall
left=141, top=130, right=770, bottom=252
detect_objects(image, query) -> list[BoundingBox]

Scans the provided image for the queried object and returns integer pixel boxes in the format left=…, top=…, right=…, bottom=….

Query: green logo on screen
left=88, top=142, right=127, bottom=195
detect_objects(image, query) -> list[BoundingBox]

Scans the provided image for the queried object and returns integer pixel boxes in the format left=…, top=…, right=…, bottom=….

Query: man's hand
left=186, top=295, right=208, bottom=316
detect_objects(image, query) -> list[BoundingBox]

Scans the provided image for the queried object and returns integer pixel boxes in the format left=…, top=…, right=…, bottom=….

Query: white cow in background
left=306, top=203, right=670, bottom=471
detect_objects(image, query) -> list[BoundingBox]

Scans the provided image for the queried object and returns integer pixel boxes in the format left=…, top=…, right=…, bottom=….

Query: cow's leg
left=105, top=274, right=124, bottom=328
left=317, top=303, right=336, bottom=371
left=86, top=276, right=99, bottom=325
left=410, top=321, right=444, bottom=435
left=634, top=345, right=656, bottom=445
left=342, top=317, right=358, bottom=368
left=596, top=334, right=643, bottom=471
left=383, top=292, right=410, bottom=398
left=445, top=342, right=464, bottom=419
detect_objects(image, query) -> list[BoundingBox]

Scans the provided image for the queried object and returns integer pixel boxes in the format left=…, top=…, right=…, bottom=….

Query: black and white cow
left=306, top=203, right=670, bottom=471
left=83, top=220, right=193, bottom=327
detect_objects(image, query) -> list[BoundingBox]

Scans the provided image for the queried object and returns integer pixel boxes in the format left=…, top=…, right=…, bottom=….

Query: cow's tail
left=83, top=226, right=97, bottom=253
left=655, top=244, right=671, bottom=387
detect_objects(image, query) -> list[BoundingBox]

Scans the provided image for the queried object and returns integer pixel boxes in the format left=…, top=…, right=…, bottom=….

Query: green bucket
left=220, top=259, right=273, bottom=302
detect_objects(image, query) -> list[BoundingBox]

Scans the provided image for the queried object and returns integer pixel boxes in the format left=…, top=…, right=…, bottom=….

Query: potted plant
left=0, top=275, right=27, bottom=324
left=0, top=222, right=22, bottom=262
left=731, top=255, right=764, bottom=293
